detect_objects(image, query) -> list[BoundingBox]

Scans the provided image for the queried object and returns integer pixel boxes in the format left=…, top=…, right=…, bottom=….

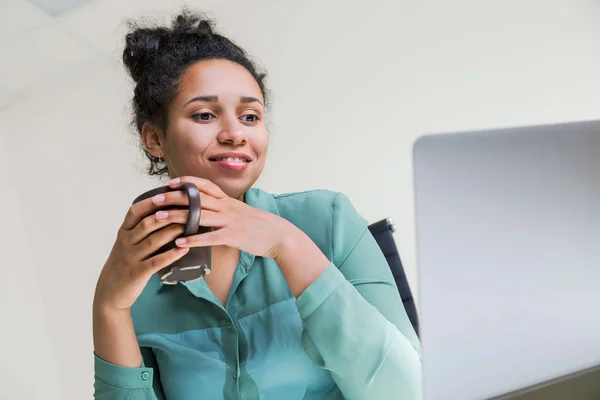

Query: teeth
left=217, top=157, right=247, bottom=162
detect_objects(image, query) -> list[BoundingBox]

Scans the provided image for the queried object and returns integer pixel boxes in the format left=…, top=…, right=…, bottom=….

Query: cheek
left=179, top=134, right=211, bottom=151
left=253, top=130, right=269, bottom=156
left=170, top=124, right=211, bottom=151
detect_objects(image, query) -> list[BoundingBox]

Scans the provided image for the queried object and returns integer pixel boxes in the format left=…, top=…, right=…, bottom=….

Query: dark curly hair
left=122, top=9, right=269, bottom=177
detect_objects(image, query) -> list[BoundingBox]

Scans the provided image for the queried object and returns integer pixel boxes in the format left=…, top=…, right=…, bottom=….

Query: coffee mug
left=132, top=183, right=212, bottom=284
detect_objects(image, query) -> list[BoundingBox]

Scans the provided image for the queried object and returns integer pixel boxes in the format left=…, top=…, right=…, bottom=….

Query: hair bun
left=123, top=10, right=217, bottom=83
left=123, top=27, right=166, bottom=83
left=172, top=10, right=215, bottom=35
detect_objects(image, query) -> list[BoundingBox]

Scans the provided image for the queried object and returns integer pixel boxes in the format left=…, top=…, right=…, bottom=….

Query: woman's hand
left=159, top=176, right=294, bottom=258
left=93, top=197, right=190, bottom=312
left=162, top=176, right=331, bottom=296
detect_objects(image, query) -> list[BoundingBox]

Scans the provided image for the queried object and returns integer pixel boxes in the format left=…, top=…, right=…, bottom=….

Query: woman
left=93, top=9, right=422, bottom=400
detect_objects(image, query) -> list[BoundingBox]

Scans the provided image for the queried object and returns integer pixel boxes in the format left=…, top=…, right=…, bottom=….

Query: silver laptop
left=412, top=120, right=600, bottom=400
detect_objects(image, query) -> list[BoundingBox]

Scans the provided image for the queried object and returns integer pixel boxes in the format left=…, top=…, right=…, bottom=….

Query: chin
left=214, top=180, right=253, bottom=200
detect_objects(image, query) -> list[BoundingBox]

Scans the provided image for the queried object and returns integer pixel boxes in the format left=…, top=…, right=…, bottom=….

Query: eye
left=192, top=112, right=215, bottom=121
left=240, top=114, right=260, bottom=123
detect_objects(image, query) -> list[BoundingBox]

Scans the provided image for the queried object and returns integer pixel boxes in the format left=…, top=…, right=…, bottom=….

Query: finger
left=122, top=192, right=180, bottom=231
left=141, top=246, right=190, bottom=275
left=122, top=188, right=220, bottom=231
left=122, top=197, right=157, bottom=231
left=152, top=189, right=221, bottom=212
left=136, top=224, right=186, bottom=260
left=175, top=229, right=227, bottom=248
left=152, top=209, right=225, bottom=228
left=129, top=211, right=183, bottom=245
left=168, top=176, right=226, bottom=199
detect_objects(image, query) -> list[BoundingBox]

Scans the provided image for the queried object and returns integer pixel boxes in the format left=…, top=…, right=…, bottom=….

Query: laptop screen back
left=412, top=120, right=600, bottom=399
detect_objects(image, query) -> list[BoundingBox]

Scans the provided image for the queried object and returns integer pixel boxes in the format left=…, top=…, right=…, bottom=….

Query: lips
left=208, top=152, right=252, bottom=170
left=208, top=152, right=252, bottom=162
left=211, top=156, right=250, bottom=162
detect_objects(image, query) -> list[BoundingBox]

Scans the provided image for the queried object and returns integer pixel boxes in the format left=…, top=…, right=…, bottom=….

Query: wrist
left=274, top=225, right=330, bottom=297
left=93, top=298, right=131, bottom=319
left=93, top=299, right=141, bottom=368
left=273, top=223, right=305, bottom=262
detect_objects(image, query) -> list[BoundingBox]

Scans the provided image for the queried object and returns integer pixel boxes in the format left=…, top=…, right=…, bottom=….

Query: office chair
left=368, top=218, right=420, bottom=337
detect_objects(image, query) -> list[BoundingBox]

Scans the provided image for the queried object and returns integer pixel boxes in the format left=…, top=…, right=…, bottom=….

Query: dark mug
left=132, top=183, right=212, bottom=284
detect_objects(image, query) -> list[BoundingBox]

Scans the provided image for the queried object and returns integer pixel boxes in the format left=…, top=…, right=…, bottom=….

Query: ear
left=141, top=123, right=164, bottom=157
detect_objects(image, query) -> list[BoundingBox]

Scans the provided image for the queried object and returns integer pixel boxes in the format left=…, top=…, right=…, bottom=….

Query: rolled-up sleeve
left=295, top=193, right=422, bottom=400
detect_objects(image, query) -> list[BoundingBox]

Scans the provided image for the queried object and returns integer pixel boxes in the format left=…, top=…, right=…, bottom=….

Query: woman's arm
left=93, top=305, right=143, bottom=369
left=163, top=177, right=422, bottom=397
left=274, top=193, right=422, bottom=400
left=93, top=306, right=160, bottom=400
left=92, top=181, right=190, bottom=399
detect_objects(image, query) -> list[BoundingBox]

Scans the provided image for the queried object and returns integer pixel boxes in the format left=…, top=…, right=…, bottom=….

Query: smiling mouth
left=209, top=157, right=251, bottom=162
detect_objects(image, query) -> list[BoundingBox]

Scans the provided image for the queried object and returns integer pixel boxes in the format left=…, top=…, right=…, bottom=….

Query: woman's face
left=145, top=59, right=268, bottom=200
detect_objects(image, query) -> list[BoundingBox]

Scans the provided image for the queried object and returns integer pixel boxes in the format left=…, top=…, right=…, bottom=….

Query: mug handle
left=180, top=183, right=201, bottom=236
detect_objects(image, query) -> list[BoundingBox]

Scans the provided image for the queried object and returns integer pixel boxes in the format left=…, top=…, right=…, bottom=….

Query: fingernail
left=152, top=194, right=165, bottom=205
left=156, top=211, right=169, bottom=220
left=175, top=238, right=187, bottom=246
left=176, top=247, right=188, bottom=254
left=168, top=177, right=181, bottom=186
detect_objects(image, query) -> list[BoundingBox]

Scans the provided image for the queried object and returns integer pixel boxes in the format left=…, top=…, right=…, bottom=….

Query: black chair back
left=368, top=218, right=420, bottom=337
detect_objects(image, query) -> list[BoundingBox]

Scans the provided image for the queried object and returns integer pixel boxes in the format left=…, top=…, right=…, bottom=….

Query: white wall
left=0, top=0, right=599, bottom=398
left=0, top=135, right=63, bottom=399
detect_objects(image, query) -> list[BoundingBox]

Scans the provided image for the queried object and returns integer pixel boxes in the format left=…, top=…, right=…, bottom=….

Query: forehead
left=177, top=59, right=263, bottom=103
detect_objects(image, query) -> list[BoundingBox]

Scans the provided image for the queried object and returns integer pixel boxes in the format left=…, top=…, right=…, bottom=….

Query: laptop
left=411, top=120, right=600, bottom=399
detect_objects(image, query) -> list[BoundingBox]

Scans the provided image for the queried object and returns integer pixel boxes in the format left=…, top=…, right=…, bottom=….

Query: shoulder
left=269, top=188, right=366, bottom=226
left=273, top=189, right=342, bottom=216
left=253, top=188, right=369, bottom=264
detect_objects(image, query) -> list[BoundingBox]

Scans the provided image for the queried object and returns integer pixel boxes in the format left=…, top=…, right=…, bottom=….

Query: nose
left=217, top=115, right=247, bottom=146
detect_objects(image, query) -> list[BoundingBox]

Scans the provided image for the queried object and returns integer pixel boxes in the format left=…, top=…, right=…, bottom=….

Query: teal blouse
left=93, top=188, right=422, bottom=399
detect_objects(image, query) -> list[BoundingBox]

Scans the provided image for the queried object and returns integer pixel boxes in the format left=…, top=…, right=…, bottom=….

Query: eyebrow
left=240, top=96, right=263, bottom=105
left=185, top=95, right=263, bottom=106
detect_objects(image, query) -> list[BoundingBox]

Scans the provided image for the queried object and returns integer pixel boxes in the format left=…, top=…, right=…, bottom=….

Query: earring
left=158, top=152, right=163, bottom=163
